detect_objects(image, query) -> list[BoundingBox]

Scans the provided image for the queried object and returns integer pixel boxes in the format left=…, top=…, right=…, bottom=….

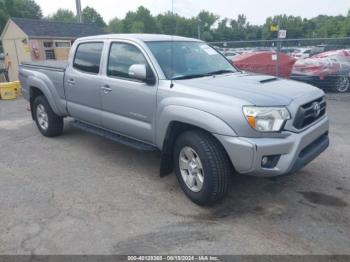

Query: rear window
left=73, top=42, right=103, bottom=74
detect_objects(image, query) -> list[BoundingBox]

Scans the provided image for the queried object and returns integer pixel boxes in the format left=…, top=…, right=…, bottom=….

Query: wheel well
left=29, top=86, right=44, bottom=120
left=160, top=121, right=220, bottom=177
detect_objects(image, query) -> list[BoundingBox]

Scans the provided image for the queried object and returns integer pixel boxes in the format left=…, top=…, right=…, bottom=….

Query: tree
left=8, top=0, right=42, bottom=19
left=102, top=5, right=350, bottom=41
left=157, top=12, right=178, bottom=35
left=197, top=10, right=219, bottom=31
left=47, top=8, right=76, bottom=23
left=197, top=10, right=219, bottom=40
left=230, top=14, right=249, bottom=40
left=81, top=6, right=106, bottom=27
left=131, top=21, right=145, bottom=33
left=122, top=6, right=158, bottom=33
left=175, top=17, right=197, bottom=37
left=106, top=17, right=124, bottom=33
left=0, top=0, right=42, bottom=32
left=156, top=12, right=197, bottom=37
left=214, top=18, right=232, bottom=41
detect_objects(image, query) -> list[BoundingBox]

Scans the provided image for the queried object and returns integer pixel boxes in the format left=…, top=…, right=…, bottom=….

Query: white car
left=292, top=48, right=312, bottom=59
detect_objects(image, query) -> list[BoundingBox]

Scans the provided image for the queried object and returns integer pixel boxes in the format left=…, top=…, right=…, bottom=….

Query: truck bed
left=19, top=60, right=67, bottom=106
left=21, top=60, right=67, bottom=71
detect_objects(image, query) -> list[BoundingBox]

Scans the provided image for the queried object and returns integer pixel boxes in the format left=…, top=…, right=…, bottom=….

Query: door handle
left=101, top=85, right=112, bottom=93
left=67, top=79, right=75, bottom=85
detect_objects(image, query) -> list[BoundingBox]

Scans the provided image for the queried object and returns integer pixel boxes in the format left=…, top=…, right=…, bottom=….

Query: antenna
left=170, top=0, right=174, bottom=88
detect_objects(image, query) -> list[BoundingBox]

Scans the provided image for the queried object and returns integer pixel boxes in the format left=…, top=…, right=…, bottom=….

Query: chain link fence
left=210, top=37, right=350, bottom=93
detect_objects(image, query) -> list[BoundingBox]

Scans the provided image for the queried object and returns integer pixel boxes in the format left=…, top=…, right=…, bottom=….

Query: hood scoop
left=259, top=77, right=279, bottom=84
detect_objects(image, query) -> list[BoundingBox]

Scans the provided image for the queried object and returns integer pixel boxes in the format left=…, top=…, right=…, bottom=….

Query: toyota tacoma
left=19, top=34, right=329, bottom=205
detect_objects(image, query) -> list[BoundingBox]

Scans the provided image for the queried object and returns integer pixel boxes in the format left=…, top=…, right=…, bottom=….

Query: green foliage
left=2, top=1, right=350, bottom=42
left=81, top=6, right=106, bottom=28
left=106, top=17, right=124, bottom=33
left=342, top=17, right=350, bottom=36
left=0, top=0, right=42, bottom=32
left=106, top=6, right=350, bottom=41
left=46, top=9, right=77, bottom=23
left=197, top=10, right=219, bottom=32
left=122, top=6, right=158, bottom=33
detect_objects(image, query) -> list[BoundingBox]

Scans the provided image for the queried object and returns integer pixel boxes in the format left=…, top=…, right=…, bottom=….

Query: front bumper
left=215, top=116, right=329, bottom=177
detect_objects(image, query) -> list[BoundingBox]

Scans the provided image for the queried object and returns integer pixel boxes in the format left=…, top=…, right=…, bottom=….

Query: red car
left=291, top=49, right=350, bottom=93
left=231, top=51, right=296, bottom=78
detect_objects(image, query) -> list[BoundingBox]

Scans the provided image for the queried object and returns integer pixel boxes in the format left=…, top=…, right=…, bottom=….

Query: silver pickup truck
left=19, top=34, right=329, bottom=205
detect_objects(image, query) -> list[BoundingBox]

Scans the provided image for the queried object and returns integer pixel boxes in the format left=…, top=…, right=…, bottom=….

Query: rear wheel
left=333, top=76, right=350, bottom=93
left=33, top=96, right=63, bottom=137
left=174, top=130, right=232, bottom=206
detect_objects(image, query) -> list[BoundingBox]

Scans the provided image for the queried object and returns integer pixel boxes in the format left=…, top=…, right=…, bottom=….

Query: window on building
left=45, top=50, right=56, bottom=60
left=43, top=42, right=53, bottom=48
left=55, top=41, right=71, bottom=48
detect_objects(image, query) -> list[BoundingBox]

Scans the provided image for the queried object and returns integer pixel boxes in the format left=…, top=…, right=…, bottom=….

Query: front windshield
left=147, top=41, right=237, bottom=80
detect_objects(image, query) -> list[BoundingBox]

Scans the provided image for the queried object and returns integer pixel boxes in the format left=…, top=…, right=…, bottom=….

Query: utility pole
left=76, top=0, right=82, bottom=23
left=197, top=24, right=201, bottom=40
left=276, top=19, right=281, bottom=77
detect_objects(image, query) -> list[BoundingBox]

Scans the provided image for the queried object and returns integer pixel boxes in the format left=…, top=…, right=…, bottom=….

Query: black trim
left=288, top=132, right=329, bottom=175
left=293, top=97, right=327, bottom=129
left=72, top=120, right=157, bottom=152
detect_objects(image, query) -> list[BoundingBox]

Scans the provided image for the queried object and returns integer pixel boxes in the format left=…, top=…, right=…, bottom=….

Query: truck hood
left=176, top=73, right=323, bottom=106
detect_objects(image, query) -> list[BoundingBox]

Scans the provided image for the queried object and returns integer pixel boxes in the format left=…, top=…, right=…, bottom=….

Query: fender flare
left=27, top=75, right=64, bottom=116
left=156, top=105, right=237, bottom=149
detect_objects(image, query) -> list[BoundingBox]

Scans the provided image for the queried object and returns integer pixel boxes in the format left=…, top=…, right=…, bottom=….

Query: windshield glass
left=147, top=41, right=237, bottom=80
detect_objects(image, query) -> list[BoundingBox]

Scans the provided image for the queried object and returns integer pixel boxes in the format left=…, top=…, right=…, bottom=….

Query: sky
left=35, top=0, right=350, bottom=25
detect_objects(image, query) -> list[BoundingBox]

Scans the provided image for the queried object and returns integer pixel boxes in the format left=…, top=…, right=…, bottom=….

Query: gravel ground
left=0, top=96, right=349, bottom=255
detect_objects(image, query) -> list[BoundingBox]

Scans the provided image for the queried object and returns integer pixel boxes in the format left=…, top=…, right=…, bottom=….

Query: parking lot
left=0, top=95, right=349, bottom=255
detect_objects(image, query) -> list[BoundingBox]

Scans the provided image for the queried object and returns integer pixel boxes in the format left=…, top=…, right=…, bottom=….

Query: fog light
left=261, top=156, right=269, bottom=166
left=261, top=155, right=281, bottom=169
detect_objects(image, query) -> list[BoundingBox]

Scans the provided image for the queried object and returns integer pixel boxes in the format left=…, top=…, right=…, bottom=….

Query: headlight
left=243, top=106, right=291, bottom=132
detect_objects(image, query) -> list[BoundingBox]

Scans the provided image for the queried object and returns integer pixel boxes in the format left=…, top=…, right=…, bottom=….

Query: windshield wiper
left=206, top=69, right=235, bottom=75
left=172, top=70, right=235, bottom=80
left=172, top=73, right=212, bottom=80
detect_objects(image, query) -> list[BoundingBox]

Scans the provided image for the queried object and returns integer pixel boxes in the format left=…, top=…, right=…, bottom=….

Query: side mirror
left=129, top=64, right=156, bottom=85
left=129, top=64, right=147, bottom=81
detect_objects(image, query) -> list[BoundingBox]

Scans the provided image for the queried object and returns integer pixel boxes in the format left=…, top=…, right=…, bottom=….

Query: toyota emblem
left=312, top=102, right=321, bottom=117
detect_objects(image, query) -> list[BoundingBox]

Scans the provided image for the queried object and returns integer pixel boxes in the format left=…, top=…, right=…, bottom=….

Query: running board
left=72, top=120, right=157, bottom=152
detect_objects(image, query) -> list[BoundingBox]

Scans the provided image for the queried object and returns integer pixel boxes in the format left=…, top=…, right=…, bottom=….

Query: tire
left=333, top=76, right=350, bottom=93
left=173, top=130, right=232, bottom=206
left=33, top=96, right=63, bottom=137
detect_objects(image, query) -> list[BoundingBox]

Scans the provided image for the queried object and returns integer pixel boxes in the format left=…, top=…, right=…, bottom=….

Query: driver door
left=99, top=41, right=157, bottom=144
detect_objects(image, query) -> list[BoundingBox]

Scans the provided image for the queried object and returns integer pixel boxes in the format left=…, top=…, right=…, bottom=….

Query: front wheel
left=174, top=130, right=232, bottom=206
left=33, top=96, right=63, bottom=137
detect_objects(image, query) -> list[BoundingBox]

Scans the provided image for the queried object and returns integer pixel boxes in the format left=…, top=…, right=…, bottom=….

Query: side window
left=107, top=42, right=149, bottom=79
left=73, top=42, right=103, bottom=74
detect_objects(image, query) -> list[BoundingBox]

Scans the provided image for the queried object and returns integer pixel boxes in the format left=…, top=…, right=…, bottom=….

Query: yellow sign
left=270, top=25, right=279, bottom=32
left=24, top=45, right=30, bottom=54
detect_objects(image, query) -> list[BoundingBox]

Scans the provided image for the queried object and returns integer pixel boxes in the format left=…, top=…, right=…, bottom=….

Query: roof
left=78, top=33, right=201, bottom=42
left=9, top=17, right=104, bottom=39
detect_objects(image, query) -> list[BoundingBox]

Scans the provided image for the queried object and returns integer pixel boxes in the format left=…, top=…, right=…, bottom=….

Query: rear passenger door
left=65, top=42, right=104, bottom=125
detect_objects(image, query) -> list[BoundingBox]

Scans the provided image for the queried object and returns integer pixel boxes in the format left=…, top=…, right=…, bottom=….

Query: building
left=0, top=17, right=103, bottom=81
